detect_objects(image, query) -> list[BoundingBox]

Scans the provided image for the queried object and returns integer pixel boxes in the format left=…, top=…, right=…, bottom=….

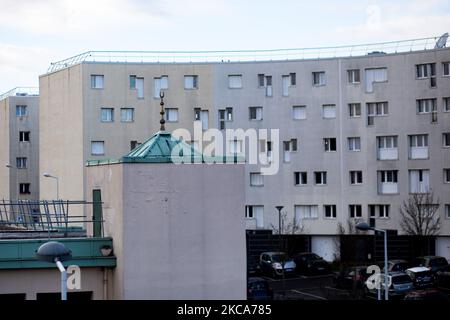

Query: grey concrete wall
left=86, top=162, right=246, bottom=299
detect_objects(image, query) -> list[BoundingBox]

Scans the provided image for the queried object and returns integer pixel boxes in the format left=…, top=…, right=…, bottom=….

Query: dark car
left=406, top=267, right=434, bottom=288
left=333, top=266, right=370, bottom=290
left=259, top=252, right=296, bottom=278
left=383, top=259, right=410, bottom=272
left=404, top=289, right=448, bottom=300
left=412, top=256, right=449, bottom=273
left=247, top=256, right=260, bottom=276
left=435, top=265, right=450, bottom=289
left=247, top=277, right=273, bottom=300
left=293, top=252, right=332, bottom=275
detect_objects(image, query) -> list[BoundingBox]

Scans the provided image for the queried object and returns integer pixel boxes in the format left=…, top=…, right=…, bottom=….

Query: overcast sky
left=0, top=0, right=449, bottom=93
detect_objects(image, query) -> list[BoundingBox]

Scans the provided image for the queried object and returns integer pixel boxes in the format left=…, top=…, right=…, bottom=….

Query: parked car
left=412, top=256, right=449, bottom=273
left=365, top=272, right=414, bottom=299
left=293, top=252, right=332, bottom=275
left=404, top=288, right=448, bottom=300
left=434, top=265, right=450, bottom=289
left=405, top=267, right=434, bottom=288
left=333, top=265, right=371, bottom=290
left=259, top=252, right=296, bottom=277
left=247, top=256, right=260, bottom=275
left=247, top=277, right=273, bottom=300
left=382, top=259, right=410, bottom=273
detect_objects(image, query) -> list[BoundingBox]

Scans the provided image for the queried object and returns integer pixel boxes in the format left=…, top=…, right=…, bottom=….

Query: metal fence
left=0, top=87, right=39, bottom=101
left=47, top=36, right=445, bottom=73
left=0, top=200, right=102, bottom=237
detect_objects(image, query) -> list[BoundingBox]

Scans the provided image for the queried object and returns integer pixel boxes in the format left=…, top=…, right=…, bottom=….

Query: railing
left=47, top=36, right=446, bottom=73
left=0, top=87, right=39, bottom=101
left=0, top=200, right=103, bottom=238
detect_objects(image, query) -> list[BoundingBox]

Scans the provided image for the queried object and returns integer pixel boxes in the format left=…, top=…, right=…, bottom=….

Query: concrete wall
left=86, top=162, right=246, bottom=299
left=0, top=97, right=10, bottom=199
left=436, top=237, right=450, bottom=260
left=0, top=267, right=108, bottom=300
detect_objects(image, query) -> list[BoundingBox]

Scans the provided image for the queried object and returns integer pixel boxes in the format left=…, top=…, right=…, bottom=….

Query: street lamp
left=43, top=172, right=59, bottom=200
left=275, top=206, right=285, bottom=297
left=35, top=241, right=72, bottom=300
left=355, top=221, right=389, bottom=301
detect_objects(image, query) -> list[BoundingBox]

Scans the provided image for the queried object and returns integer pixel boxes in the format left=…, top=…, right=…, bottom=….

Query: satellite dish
left=435, top=32, right=448, bottom=49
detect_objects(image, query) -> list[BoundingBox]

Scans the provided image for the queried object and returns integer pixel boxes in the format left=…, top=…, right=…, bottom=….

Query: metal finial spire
left=159, top=91, right=165, bottom=131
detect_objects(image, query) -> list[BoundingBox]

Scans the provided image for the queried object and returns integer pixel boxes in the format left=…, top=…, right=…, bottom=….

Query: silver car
left=365, top=271, right=413, bottom=298
left=259, top=252, right=296, bottom=277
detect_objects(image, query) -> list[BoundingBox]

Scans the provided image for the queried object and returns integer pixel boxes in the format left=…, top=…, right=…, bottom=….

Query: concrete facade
left=0, top=91, right=39, bottom=200
left=86, top=161, right=246, bottom=299
left=39, top=48, right=450, bottom=257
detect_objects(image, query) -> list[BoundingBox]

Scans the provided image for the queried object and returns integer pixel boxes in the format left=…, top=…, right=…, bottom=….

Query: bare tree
left=400, top=192, right=441, bottom=236
left=269, top=210, right=304, bottom=235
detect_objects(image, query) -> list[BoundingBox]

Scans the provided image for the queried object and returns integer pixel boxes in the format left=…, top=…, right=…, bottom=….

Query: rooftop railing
left=47, top=35, right=447, bottom=73
left=0, top=87, right=39, bottom=101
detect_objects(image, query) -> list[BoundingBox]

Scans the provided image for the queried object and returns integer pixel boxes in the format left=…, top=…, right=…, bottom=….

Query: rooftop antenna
left=159, top=91, right=165, bottom=131
left=435, top=32, right=448, bottom=48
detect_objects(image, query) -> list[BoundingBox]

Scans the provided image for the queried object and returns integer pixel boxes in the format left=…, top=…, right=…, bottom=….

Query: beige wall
left=0, top=97, right=10, bottom=199
left=86, top=162, right=246, bottom=299
left=39, top=65, right=84, bottom=201
left=0, top=267, right=111, bottom=300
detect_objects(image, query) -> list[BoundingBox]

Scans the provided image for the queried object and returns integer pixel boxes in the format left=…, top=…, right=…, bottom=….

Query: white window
left=218, top=108, right=233, bottom=130
left=120, top=108, right=134, bottom=122
left=165, top=108, right=179, bottom=122
left=228, top=75, right=242, bottom=89
left=350, top=171, right=363, bottom=185
left=365, top=68, right=387, bottom=92
left=292, top=105, right=306, bottom=120
left=349, top=103, right=361, bottom=117
left=250, top=172, right=264, bottom=187
left=322, top=104, right=336, bottom=119
left=194, top=108, right=209, bottom=130
left=444, top=62, right=450, bottom=76
left=281, top=75, right=292, bottom=96
left=348, top=69, right=360, bottom=83
left=348, top=137, right=361, bottom=151
left=409, top=134, right=428, bottom=159
left=184, top=75, right=198, bottom=89
left=324, top=205, right=337, bottom=219
left=312, top=72, right=326, bottom=86
left=265, top=75, right=272, bottom=97
left=416, top=63, right=436, bottom=78
left=314, top=171, right=327, bottom=185
left=324, top=138, right=336, bottom=152
left=246, top=205, right=264, bottom=228
left=295, top=205, right=318, bottom=220
left=378, top=170, right=398, bottom=194
left=19, top=131, right=30, bottom=142
left=283, top=139, right=297, bottom=162
left=16, top=157, right=27, bottom=169
left=294, top=172, right=307, bottom=186
left=16, top=105, right=27, bottom=116
left=100, top=108, right=114, bottom=122
left=444, top=97, right=450, bottom=112
left=91, top=75, right=104, bottom=89
left=136, top=77, right=144, bottom=98
left=377, top=136, right=398, bottom=160
left=367, top=102, right=388, bottom=116
left=349, top=205, right=362, bottom=218
left=249, top=106, right=263, bottom=121
left=409, top=170, right=430, bottom=193
left=445, top=169, right=450, bottom=183
left=443, top=133, right=450, bottom=147
left=417, top=99, right=437, bottom=114
left=91, top=141, right=105, bottom=155
left=154, top=76, right=168, bottom=98
left=228, top=139, right=243, bottom=155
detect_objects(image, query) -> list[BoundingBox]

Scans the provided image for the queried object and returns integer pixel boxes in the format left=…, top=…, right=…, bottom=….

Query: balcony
left=410, top=147, right=429, bottom=159
left=378, top=182, right=398, bottom=194
left=378, top=148, right=398, bottom=160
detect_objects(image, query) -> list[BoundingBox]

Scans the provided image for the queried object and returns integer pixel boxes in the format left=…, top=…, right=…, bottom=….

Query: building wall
left=40, top=48, right=450, bottom=236
left=0, top=95, right=39, bottom=200
left=39, top=65, right=84, bottom=201
left=0, top=267, right=107, bottom=300
left=86, top=162, right=246, bottom=299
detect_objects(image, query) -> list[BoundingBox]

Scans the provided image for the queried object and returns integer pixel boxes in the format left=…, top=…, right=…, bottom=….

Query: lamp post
left=35, top=241, right=72, bottom=300
left=275, top=206, right=285, bottom=296
left=355, top=221, right=389, bottom=301
left=43, top=172, right=59, bottom=200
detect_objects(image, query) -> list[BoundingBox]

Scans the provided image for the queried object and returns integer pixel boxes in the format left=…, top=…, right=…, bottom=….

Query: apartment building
left=0, top=88, right=39, bottom=201
left=39, top=39, right=450, bottom=259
